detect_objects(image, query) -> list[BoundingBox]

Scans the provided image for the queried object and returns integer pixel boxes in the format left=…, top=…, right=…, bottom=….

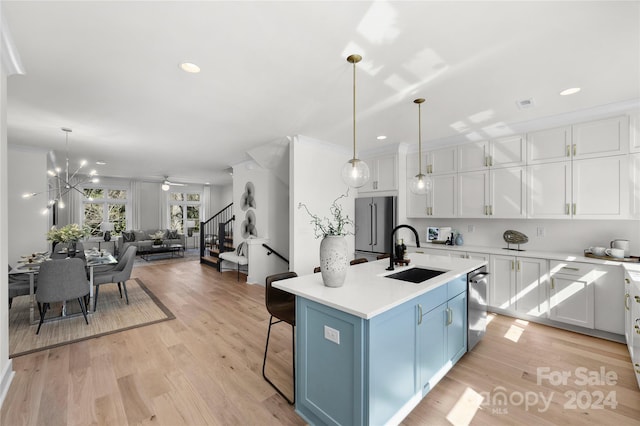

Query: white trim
left=0, top=359, right=15, bottom=409
left=1, top=15, right=25, bottom=76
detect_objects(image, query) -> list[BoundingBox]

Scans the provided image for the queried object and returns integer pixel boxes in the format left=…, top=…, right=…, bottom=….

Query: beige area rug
left=9, top=278, right=174, bottom=358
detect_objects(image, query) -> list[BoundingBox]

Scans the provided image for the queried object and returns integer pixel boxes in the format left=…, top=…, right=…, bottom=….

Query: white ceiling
left=5, top=1, right=640, bottom=186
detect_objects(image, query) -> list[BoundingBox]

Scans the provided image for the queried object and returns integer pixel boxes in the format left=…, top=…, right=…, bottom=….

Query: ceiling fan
left=161, top=176, right=185, bottom=191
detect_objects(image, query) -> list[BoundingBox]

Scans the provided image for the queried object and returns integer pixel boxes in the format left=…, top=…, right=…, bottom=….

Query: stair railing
left=262, top=243, right=289, bottom=265
left=199, top=202, right=233, bottom=260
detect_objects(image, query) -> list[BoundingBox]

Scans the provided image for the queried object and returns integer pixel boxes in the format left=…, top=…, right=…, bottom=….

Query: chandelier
left=22, top=128, right=99, bottom=213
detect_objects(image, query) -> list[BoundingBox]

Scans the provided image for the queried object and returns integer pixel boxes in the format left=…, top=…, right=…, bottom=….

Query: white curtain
left=129, top=180, right=141, bottom=230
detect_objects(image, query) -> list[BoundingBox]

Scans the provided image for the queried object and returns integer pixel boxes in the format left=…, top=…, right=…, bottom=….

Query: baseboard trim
left=0, top=359, right=15, bottom=410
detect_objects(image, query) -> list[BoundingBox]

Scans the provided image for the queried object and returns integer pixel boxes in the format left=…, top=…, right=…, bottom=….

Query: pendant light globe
left=342, top=54, right=370, bottom=188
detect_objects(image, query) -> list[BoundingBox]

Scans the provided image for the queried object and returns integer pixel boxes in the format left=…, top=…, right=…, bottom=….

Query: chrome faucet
left=387, top=224, right=421, bottom=271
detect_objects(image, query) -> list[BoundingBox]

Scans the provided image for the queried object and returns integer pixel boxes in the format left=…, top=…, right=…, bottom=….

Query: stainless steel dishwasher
left=468, top=267, right=489, bottom=351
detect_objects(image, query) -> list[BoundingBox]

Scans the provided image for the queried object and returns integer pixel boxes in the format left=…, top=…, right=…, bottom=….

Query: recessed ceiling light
left=180, top=62, right=200, bottom=73
left=560, top=87, right=581, bottom=96
left=95, top=161, right=107, bottom=165
left=376, top=135, right=387, bottom=140
left=516, top=98, right=535, bottom=110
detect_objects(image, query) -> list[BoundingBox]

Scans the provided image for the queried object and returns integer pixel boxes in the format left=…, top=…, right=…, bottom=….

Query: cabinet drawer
left=417, top=285, right=447, bottom=314
left=447, top=275, right=467, bottom=299
left=549, top=260, right=595, bottom=276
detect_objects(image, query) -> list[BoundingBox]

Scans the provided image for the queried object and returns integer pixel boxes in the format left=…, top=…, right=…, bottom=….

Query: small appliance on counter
left=584, top=239, right=639, bottom=262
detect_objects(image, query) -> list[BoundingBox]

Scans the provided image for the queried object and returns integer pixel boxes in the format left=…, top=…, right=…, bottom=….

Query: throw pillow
left=167, top=229, right=179, bottom=239
left=236, top=242, right=247, bottom=257
left=122, top=231, right=135, bottom=242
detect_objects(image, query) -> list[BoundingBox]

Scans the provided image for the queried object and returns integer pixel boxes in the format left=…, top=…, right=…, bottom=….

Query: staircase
left=199, top=203, right=235, bottom=270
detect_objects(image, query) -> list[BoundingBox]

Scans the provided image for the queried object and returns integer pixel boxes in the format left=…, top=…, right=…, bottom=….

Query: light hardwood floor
left=2, top=260, right=639, bottom=425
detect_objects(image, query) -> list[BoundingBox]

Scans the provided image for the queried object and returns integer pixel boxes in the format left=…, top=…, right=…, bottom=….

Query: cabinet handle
left=566, top=145, right=571, bottom=157
left=635, top=296, right=640, bottom=303
left=572, top=203, right=576, bottom=215
left=625, top=294, right=631, bottom=311
left=418, top=304, right=423, bottom=325
left=551, top=277, right=555, bottom=289
left=561, top=266, right=580, bottom=272
left=565, top=204, right=570, bottom=215
left=573, top=144, right=577, bottom=156
left=490, top=205, right=493, bottom=216
left=489, top=155, right=493, bottom=167
left=511, top=260, right=515, bottom=271
left=517, top=261, right=521, bottom=271
left=484, top=156, right=488, bottom=167
left=446, top=307, right=453, bottom=326
left=625, top=278, right=631, bottom=283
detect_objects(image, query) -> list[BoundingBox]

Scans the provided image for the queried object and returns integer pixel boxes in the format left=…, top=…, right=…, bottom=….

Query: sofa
left=118, top=229, right=186, bottom=256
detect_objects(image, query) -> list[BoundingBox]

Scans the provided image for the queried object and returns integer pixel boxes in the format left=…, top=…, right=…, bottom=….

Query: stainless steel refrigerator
left=354, top=196, right=396, bottom=258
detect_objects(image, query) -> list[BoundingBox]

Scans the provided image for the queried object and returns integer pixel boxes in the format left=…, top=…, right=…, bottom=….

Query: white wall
left=290, top=135, right=355, bottom=275
left=7, top=145, right=49, bottom=264
left=406, top=217, right=640, bottom=255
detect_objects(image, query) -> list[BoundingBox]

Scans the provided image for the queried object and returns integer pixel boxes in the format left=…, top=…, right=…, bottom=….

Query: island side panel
left=296, top=297, right=365, bottom=426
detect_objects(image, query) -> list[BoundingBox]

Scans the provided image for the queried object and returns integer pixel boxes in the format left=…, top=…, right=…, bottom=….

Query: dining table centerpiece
left=299, top=191, right=353, bottom=288
left=46, top=223, right=88, bottom=256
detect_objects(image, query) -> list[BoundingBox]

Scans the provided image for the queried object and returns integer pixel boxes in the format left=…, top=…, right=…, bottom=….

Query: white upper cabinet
left=458, top=166, right=526, bottom=218
left=527, top=126, right=572, bottom=164
left=430, top=173, right=457, bottom=217
left=489, top=135, right=525, bottom=168
left=359, top=154, right=397, bottom=193
left=631, top=153, right=640, bottom=218
left=631, top=111, right=640, bottom=153
left=571, top=115, right=629, bottom=159
left=426, top=146, right=457, bottom=175
left=528, top=155, right=629, bottom=219
left=572, top=155, right=629, bottom=219
left=457, top=141, right=488, bottom=172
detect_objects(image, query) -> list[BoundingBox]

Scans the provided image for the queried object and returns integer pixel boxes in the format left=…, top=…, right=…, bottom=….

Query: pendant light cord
left=352, top=59, right=356, bottom=160
left=418, top=102, right=422, bottom=175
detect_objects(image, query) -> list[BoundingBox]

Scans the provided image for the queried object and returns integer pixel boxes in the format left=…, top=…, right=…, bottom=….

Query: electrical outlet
left=468, top=225, right=475, bottom=233
left=537, top=227, right=545, bottom=237
left=324, top=325, right=340, bottom=344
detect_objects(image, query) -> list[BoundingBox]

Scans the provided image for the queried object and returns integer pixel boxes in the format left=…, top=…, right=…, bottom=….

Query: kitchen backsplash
left=405, top=218, right=640, bottom=256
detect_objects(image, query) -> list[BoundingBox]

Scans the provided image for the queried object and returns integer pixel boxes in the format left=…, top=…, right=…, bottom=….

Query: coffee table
left=138, top=244, right=184, bottom=261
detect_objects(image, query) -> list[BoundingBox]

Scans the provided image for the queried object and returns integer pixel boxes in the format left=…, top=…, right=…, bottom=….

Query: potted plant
left=299, top=191, right=353, bottom=287
left=149, top=231, right=165, bottom=247
left=46, top=223, right=88, bottom=256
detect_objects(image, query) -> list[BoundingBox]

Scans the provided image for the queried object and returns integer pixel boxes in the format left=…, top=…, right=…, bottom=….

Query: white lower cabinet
left=549, top=261, right=595, bottom=329
left=489, top=255, right=547, bottom=316
left=594, top=264, right=624, bottom=334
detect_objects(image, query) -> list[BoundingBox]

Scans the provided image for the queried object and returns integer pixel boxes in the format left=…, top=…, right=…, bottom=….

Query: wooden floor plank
left=2, top=260, right=639, bottom=425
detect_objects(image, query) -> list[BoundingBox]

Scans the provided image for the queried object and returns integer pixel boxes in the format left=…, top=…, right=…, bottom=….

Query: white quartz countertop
left=273, top=254, right=486, bottom=320
left=411, top=242, right=638, bottom=267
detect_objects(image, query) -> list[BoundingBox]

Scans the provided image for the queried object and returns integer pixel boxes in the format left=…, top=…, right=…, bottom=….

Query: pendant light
left=409, top=98, right=431, bottom=195
left=341, top=54, right=370, bottom=188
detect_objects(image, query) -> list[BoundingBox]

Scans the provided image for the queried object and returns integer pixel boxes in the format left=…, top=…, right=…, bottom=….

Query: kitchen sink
left=385, top=267, right=447, bottom=283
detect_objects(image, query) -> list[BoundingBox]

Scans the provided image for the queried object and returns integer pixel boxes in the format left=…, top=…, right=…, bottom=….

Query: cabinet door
left=446, top=291, right=468, bottom=363
left=594, top=265, right=624, bottom=335
left=527, top=126, right=571, bottom=164
left=458, top=141, right=489, bottom=172
left=431, top=174, right=457, bottom=217
left=514, top=258, right=547, bottom=317
left=572, top=115, right=629, bottom=159
left=630, top=153, right=640, bottom=218
left=458, top=170, right=489, bottom=217
left=375, top=154, right=397, bottom=191
left=491, top=166, right=526, bottom=218
left=549, top=274, right=595, bottom=329
left=489, top=255, right=515, bottom=310
left=527, top=162, right=571, bottom=218
left=631, top=112, right=640, bottom=153
left=490, top=135, right=525, bottom=168
left=418, top=303, right=446, bottom=394
left=572, top=156, right=629, bottom=219
left=427, top=146, right=457, bottom=175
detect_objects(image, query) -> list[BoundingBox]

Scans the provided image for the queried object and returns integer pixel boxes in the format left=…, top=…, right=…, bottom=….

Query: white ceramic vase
left=319, top=235, right=348, bottom=287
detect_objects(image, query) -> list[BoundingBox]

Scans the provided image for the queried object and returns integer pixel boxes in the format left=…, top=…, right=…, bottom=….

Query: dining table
left=10, top=249, right=118, bottom=324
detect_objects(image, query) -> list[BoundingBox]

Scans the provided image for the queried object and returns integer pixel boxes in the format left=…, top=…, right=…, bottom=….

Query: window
left=83, top=187, right=128, bottom=237
left=169, top=191, right=201, bottom=235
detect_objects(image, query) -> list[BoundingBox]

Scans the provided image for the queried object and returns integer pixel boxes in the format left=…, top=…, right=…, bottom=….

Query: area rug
left=8, top=278, right=174, bottom=358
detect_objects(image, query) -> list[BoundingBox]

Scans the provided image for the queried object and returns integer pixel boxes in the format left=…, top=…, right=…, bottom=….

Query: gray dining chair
left=92, top=245, right=137, bottom=311
left=35, top=258, right=89, bottom=334
left=8, top=265, right=36, bottom=309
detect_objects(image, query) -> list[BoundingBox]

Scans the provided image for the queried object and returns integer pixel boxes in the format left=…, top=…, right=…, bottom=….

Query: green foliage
left=298, top=191, right=353, bottom=238
left=46, top=223, right=88, bottom=243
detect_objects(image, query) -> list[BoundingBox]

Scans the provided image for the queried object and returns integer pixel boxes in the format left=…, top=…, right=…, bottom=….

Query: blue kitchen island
left=273, top=254, right=487, bottom=426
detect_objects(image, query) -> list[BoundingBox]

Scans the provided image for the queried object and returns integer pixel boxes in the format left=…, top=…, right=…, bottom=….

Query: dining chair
left=262, top=271, right=297, bottom=404
left=350, top=257, right=368, bottom=265
left=92, top=245, right=137, bottom=311
left=8, top=265, right=35, bottom=309
left=35, top=258, right=89, bottom=334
